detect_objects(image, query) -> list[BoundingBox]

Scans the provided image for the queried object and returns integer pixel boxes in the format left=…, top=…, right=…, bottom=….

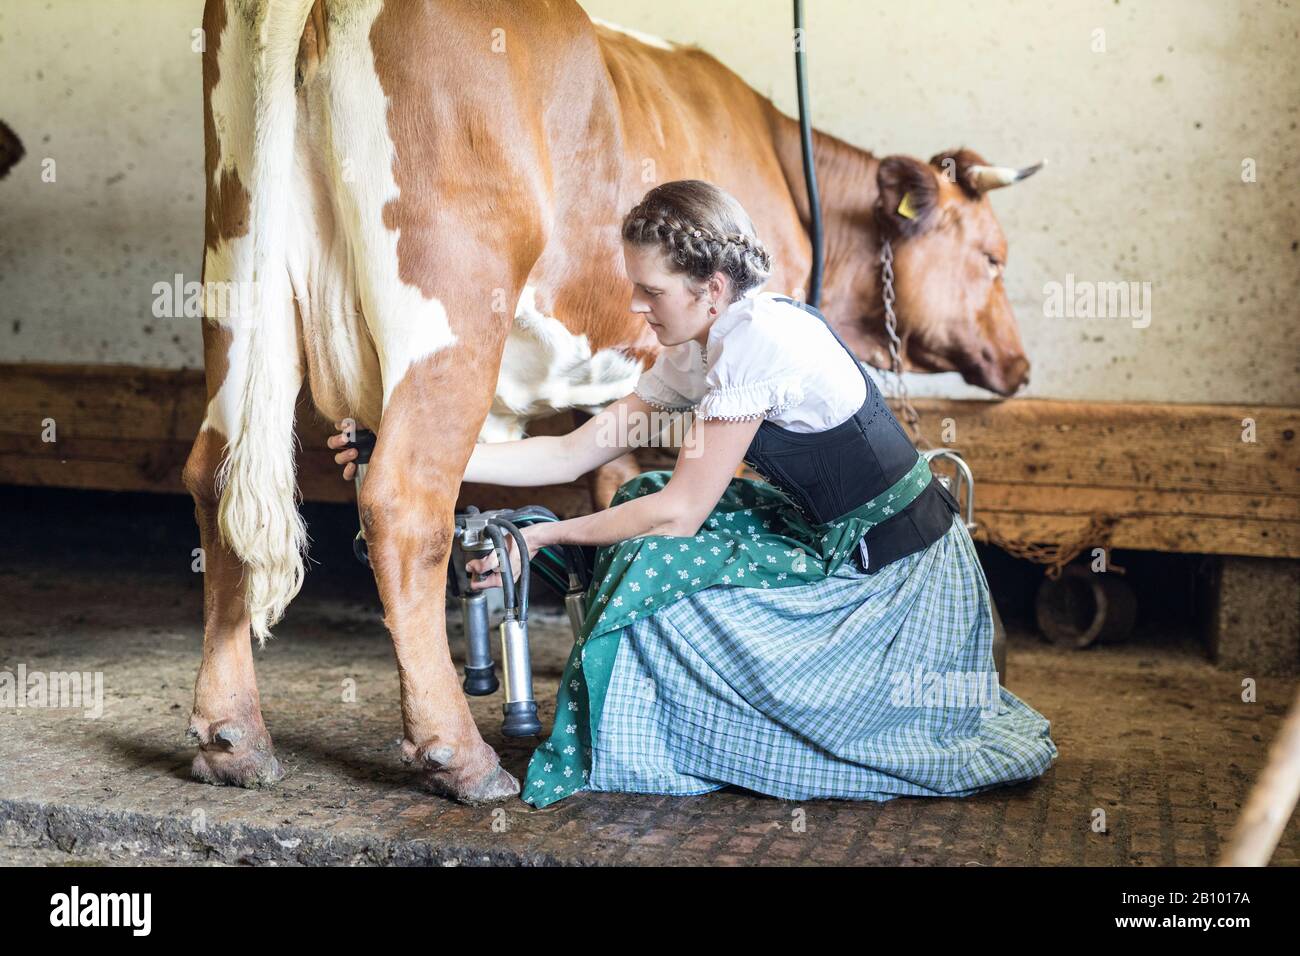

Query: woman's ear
left=707, top=271, right=730, bottom=306
left=876, top=155, right=941, bottom=239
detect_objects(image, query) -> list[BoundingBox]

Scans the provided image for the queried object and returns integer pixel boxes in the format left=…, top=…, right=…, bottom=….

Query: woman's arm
left=530, top=414, right=763, bottom=549
left=328, top=392, right=684, bottom=485
left=467, top=413, right=762, bottom=587
left=462, top=392, right=687, bottom=486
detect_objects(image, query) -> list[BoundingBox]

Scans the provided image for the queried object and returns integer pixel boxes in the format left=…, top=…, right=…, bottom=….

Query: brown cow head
left=871, top=148, right=1042, bottom=396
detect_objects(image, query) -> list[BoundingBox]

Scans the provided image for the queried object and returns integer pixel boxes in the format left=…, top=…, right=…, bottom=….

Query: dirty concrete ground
left=0, top=486, right=1296, bottom=866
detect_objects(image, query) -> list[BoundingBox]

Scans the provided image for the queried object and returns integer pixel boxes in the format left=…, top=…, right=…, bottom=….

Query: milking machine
left=345, top=427, right=592, bottom=738
left=445, top=505, right=593, bottom=737
left=921, top=449, right=1008, bottom=682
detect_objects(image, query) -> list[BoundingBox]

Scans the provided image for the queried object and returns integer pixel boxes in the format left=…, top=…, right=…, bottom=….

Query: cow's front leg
left=182, top=426, right=284, bottom=787
left=360, top=364, right=518, bottom=804
left=589, top=452, right=644, bottom=509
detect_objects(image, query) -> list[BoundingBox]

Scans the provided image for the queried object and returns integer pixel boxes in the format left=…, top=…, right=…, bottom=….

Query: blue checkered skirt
left=588, top=519, right=1058, bottom=800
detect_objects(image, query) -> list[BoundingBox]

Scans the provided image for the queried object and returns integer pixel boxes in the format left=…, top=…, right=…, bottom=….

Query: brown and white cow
left=186, top=0, right=1042, bottom=802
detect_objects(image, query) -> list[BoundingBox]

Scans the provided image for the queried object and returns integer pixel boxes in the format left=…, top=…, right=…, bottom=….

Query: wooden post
left=1220, top=685, right=1300, bottom=866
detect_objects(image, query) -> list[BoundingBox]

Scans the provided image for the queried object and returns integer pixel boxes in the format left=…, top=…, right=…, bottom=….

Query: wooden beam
left=1, top=363, right=1296, bottom=558
left=905, top=398, right=1300, bottom=559
left=910, top=398, right=1298, bottom=497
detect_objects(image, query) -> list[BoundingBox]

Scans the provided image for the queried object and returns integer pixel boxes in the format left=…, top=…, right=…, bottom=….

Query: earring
left=708, top=302, right=718, bottom=316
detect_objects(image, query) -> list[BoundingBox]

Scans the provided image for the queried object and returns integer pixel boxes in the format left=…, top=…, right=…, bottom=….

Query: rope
left=975, top=513, right=1126, bottom=579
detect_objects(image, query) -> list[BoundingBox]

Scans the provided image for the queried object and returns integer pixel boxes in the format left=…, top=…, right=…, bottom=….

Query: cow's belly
left=291, top=246, right=643, bottom=443
left=483, top=285, right=643, bottom=442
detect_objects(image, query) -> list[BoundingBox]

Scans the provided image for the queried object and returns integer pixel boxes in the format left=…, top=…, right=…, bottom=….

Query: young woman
left=330, top=180, right=1058, bottom=808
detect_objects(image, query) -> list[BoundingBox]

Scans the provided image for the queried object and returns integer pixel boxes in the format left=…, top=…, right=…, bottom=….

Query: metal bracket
left=922, top=448, right=976, bottom=532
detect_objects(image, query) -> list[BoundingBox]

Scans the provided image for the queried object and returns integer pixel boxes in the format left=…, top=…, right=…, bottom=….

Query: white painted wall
left=1, top=0, right=1296, bottom=404
left=0, top=0, right=205, bottom=369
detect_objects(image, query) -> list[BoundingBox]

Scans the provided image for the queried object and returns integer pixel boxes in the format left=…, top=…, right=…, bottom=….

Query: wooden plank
left=910, top=398, right=1299, bottom=498
left=974, top=484, right=1298, bottom=523
left=1, top=362, right=1297, bottom=558
left=3, top=363, right=206, bottom=442
left=903, top=398, right=1300, bottom=558
left=977, top=512, right=1298, bottom=560
left=926, top=482, right=1299, bottom=557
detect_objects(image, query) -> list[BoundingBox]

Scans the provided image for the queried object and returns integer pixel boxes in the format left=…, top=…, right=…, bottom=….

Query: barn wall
left=0, top=0, right=1296, bottom=406
left=0, top=0, right=204, bottom=370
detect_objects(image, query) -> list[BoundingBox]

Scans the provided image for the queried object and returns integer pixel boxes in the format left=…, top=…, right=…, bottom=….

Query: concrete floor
left=1, top=489, right=1297, bottom=866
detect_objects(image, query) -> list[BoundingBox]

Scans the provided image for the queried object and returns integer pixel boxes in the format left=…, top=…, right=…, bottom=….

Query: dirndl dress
left=521, top=460, right=1058, bottom=808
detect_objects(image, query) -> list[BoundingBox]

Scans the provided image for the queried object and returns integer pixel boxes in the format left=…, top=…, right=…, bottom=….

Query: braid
left=622, top=185, right=774, bottom=300
left=726, top=230, right=773, bottom=274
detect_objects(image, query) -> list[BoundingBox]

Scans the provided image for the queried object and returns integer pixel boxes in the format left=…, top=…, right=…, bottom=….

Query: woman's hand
left=326, top=421, right=370, bottom=481
left=464, top=523, right=550, bottom=591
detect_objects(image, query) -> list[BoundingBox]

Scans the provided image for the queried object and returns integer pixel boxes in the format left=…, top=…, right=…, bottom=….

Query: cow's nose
left=1005, top=356, right=1030, bottom=393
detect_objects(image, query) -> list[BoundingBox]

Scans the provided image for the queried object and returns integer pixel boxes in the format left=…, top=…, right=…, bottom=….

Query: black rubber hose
left=507, top=509, right=591, bottom=588
left=794, top=0, right=824, bottom=309
left=483, top=524, right=517, bottom=613
left=496, top=518, right=531, bottom=620
left=446, top=528, right=464, bottom=599
left=459, top=512, right=567, bottom=596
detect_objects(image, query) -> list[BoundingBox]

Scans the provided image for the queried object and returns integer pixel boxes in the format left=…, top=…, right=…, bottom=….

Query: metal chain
left=879, top=243, right=1116, bottom=571
left=879, top=242, right=1116, bottom=571
left=879, top=239, right=930, bottom=448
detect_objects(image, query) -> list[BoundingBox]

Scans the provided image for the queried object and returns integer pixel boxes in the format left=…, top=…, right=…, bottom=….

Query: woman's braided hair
left=621, top=180, right=773, bottom=304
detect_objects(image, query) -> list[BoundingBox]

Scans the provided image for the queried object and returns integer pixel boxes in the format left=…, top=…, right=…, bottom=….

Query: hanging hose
left=454, top=512, right=571, bottom=598
left=793, top=0, right=824, bottom=308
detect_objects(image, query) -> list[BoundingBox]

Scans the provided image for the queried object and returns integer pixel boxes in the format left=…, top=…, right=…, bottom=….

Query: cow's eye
left=984, top=253, right=1003, bottom=277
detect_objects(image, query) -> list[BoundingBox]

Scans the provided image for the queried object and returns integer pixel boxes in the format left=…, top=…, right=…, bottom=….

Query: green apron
left=521, top=454, right=935, bottom=808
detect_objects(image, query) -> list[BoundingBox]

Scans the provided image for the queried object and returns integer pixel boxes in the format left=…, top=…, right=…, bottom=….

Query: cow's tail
left=215, top=0, right=315, bottom=645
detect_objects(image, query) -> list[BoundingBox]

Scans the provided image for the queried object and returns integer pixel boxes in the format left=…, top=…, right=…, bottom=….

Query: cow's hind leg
left=360, top=331, right=521, bottom=803
left=324, top=0, right=566, bottom=801
left=182, top=424, right=284, bottom=787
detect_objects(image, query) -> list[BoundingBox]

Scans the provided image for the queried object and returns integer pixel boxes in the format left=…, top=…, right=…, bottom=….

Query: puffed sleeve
left=633, top=349, right=698, bottom=411
left=695, top=313, right=806, bottom=422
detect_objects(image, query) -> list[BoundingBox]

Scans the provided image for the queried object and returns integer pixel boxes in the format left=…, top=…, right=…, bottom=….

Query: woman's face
left=623, top=242, right=716, bottom=347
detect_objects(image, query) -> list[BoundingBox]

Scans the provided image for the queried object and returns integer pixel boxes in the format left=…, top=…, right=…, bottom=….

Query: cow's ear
left=876, top=155, right=940, bottom=239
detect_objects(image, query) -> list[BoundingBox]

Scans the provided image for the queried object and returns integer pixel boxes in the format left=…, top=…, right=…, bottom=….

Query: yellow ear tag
left=897, top=192, right=918, bottom=220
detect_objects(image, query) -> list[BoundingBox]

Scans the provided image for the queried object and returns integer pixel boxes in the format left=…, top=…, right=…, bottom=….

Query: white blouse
left=632, top=290, right=868, bottom=432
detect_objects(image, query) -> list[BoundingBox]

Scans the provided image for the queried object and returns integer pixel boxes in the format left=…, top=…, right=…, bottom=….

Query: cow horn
left=966, top=159, right=1047, bottom=193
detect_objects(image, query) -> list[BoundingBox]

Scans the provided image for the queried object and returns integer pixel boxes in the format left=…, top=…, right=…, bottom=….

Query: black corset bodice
left=740, top=296, right=958, bottom=573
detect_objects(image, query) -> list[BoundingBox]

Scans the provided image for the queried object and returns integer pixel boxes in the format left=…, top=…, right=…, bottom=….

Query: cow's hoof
left=187, top=716, right=284, bottom=788
left=402, top=738, right=520, bottom=804
left=425, top=763, right=520, bottom=804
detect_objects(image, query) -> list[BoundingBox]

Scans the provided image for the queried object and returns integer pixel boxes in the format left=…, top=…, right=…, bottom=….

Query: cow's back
left=592, top=24, right=811, bottom=300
